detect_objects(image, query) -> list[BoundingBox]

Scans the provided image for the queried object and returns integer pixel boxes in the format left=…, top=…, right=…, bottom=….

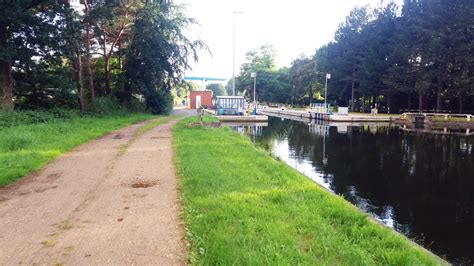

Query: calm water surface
left=243, top=117, right=474, bottom=264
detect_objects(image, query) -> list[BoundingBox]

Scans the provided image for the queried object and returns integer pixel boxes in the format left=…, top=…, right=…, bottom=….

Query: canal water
left=236, top=116, right=474, bottom=264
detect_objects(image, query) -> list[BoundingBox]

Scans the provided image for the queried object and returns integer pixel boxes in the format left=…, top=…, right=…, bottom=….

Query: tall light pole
left=251, top=72, right=256, bottom=113
left=232, top=11, right=244, bottom=96
left=324, top=73, right=331, bottom=114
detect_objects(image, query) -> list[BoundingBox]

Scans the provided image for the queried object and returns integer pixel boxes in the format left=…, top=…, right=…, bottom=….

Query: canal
left=240, top=116, right=474, bottom=264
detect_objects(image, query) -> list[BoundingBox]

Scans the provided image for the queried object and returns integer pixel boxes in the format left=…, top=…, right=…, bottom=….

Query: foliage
left=2, top=0, right=205, bottom=114
left=124, top=1, right=206, bottom=114
left=12, top=62, right=78, bottom=110
left=0, top=113, right=155, bottom=186
left=86, top=97, right=126, bottom=115
left=235, top=45, right=290, bottom=103
left=310, top=1, right=474, bottom=113
left=173, top=117, right=442, bottom=265
left=289, top=55, right=321, bottom=104
left=206, top=83, right=226, bottom=97
left=0, top=0, right=69, bottom=110
left=144, top=89, right=173, bottom=115
left=0, top=109, right=76, bottom=128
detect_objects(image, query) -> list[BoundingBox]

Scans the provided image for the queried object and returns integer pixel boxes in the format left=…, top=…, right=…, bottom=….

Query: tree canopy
left=234, top=45, right=291, bottom=103
left=309, top=0, right=473, bottom=113
left=234, top=1, right=473, bottom=113
left=0, top=0, right=205, bottom=114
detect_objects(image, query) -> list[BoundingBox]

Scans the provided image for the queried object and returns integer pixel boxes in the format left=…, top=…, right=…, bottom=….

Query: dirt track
left=0, top=111, right=192, bottom=265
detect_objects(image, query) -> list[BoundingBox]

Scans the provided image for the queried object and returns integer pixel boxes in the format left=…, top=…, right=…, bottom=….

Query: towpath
left=0, top=108, right=194, bottom=264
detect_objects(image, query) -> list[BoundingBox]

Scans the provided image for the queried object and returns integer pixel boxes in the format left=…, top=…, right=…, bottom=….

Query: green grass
left=0, top=113, right=155, bottom=186
left=173, top=117, right=443, bottom=265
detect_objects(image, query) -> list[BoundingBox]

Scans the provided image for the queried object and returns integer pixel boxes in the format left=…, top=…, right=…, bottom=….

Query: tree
left=124, top=0, right=205, bottom=114
left=333, top=6, right=371, bottom=111
left=235, top=44, right=291, bottom=103
left=90, top=0, right=140, bottom=96
left=206, top=83, right=226, bottom=97
left=0, top=0, right=68, bottom=111
left=82, top=0, right=96, bottom=103
left=289, top=55, right=321, bottom=105
left=62, top=6, right=86, bottom=112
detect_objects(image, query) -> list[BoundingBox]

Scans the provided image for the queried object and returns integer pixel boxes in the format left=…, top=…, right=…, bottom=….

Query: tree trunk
left=104, top=55, right=110, bottom=96
left=75, top=49, right=85, bottom=112
left=387, top=94, right=391, bottom=114
left=0, top=24, right=13, bottom=111
left=458, top=91, right=464, bottom=114
left=418, top=92, right=423, bottom=112
left=0, top=60, right=13, bottom=111
left=118, top=39, right=123, bottom=70
left=351, top=67, right=356, bottom=112
left=361, top=96, right=365, bottom=113
left=407, top=93, right=411, bottom=111
left=85, top=22, right=95, bottom=103
left=83, top=1, right=95, bottom=103
left=436, top=77, right=442, bottom=112
left=102, top=35, right=111, bottom=96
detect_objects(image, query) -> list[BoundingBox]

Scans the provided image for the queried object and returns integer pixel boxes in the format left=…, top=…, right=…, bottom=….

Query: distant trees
left=206, top=83, right=226, bottom=97
left=239, top=1, right=472, bottom=113
left=310, top=0, right=474, bottom=113
left=289, top=55, right=321, bottom=105
left=234, top=45, right=291, bottom=103
left=0, top=0, right=205, bottom=114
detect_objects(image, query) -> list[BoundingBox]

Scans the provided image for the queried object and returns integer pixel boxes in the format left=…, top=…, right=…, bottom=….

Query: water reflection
left=244, top=117, right=474, bottom=264
left=221, top=122, right=267, bottom=137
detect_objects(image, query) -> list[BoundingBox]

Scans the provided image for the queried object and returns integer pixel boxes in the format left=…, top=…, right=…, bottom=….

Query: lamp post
left=324, top=73, right=331, bottom=114
left=232, top=11, right=244, bottom=96
left=251, top=72, right=256, bottom=114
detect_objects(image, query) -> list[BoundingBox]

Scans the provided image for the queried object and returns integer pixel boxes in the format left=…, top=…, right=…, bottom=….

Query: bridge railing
left=401, top=112, right=472, bottom=122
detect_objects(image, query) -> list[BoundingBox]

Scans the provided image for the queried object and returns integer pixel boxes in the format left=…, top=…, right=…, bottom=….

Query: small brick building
left=188, top=90, right=213, bottom=109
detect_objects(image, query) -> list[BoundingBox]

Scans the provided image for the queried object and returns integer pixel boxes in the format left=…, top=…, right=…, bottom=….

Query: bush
left=144, top=90, right=173, bottom=115
left=86, top=97, right=127, bottom=116
left=126, top=98, right=148, bottom=113
left=0, top=110, right=59, bottom=127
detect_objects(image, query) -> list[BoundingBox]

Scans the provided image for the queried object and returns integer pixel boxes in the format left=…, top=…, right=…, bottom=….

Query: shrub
left=144, top=90, right=173, bottom=115
left=0, top=110, right=56, bottom=127
left=86, top=97, right=126, bottom=116
left=127, top=98, right=148, bottom=113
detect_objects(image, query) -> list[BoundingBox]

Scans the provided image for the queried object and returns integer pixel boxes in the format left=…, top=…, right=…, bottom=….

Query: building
left=188, top=90, right=213, bottom=109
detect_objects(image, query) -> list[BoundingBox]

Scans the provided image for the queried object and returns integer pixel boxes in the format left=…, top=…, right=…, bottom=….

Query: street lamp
left=251, top=72, right=256, bottom=114
left=324, top=73, right=331, bottom=114
left=232, top=11, right=244, bottom=96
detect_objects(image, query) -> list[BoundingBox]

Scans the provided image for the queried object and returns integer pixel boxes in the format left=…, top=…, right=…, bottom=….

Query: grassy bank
left=173, top=117, right=442, bottom=265
left=0, top=113, right=155, bottom=186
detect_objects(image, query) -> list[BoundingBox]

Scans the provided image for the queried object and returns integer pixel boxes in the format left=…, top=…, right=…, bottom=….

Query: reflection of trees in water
left=258, top=117, right=474, bottom=264
left=254, top=118, right=295, bottom=151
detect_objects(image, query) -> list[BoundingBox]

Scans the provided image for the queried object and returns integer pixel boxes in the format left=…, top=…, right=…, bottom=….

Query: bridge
left=184, top=76, right=226, bottom=82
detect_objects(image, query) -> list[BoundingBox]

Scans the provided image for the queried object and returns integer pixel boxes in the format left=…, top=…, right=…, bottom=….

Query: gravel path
left=0, top=113, right=191, bottom=265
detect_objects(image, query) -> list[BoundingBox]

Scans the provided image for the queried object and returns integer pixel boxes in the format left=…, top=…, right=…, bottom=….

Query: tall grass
left=0, top=113, right=154, bottom=186
left=173, top=117, right=443, bottom=265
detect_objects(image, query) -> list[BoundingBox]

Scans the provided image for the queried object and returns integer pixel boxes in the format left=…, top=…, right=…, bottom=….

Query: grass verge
left=0, top=113, right=155, bottom=186
left=173, top=116, right=443, bottom=265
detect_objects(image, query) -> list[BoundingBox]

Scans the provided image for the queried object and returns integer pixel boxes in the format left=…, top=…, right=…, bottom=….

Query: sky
left=177, top=0, right=403, bottom=81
